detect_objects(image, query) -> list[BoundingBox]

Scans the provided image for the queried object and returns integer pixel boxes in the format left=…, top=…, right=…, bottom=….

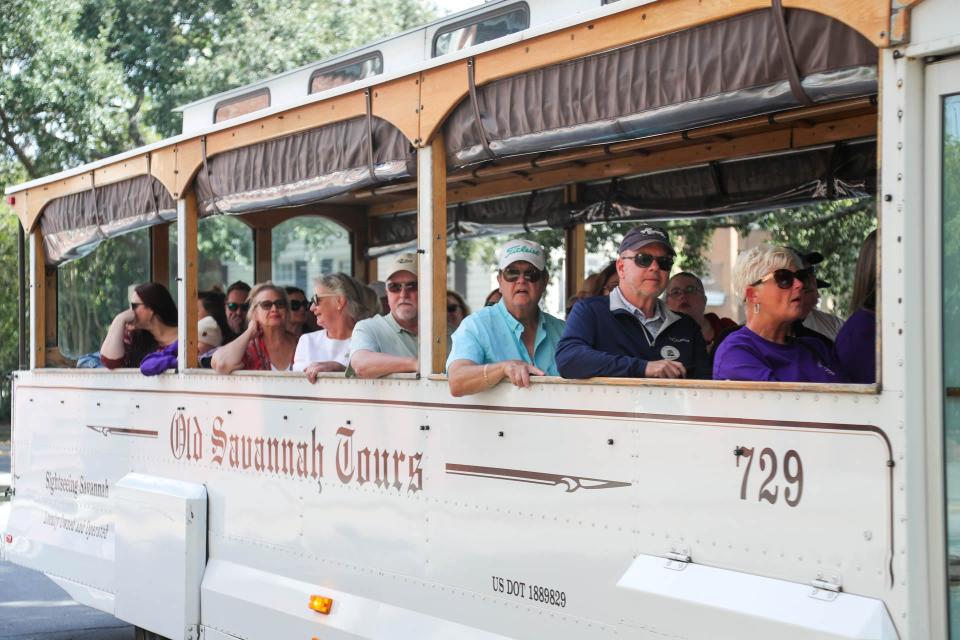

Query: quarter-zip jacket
left=556, top=295, right=710, bottom=379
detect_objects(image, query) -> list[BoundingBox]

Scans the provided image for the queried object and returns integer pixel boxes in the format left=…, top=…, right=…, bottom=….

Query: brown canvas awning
left=443, top=8, right=877, bottom=168
left=194, top=115, right=415, bottom=216
left=369, top=139, right=876, bottom=256
left=39, top=174, right=176, bottom=265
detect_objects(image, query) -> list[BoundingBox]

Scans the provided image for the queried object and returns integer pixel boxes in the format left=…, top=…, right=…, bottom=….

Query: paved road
left=0, top=444, right=133, bottom=639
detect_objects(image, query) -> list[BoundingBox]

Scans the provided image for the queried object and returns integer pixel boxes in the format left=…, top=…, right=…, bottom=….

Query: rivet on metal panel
left=498, top=431, right=504, bottom=437
left=884, top=194, right=893, bottom=202
left=607, top=438, right=614, bottom=445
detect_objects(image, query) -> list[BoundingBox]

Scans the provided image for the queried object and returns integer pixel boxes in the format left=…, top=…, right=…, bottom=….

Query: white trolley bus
left=4, top=0, right=960, bottom=638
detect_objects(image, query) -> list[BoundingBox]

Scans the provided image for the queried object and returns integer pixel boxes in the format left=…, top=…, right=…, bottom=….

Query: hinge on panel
left=664, top=545, right=691, bottom=571
left=1, top=486, right=13, bottom=501
left=810, top=573, right=842, bottom=601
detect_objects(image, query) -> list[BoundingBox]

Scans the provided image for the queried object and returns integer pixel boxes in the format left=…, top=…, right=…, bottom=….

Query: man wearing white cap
left=349, top=252, right=419, bottom=378
left=447, top=238, right=565, bottom=396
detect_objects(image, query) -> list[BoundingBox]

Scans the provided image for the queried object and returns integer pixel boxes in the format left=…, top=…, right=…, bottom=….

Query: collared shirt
left=609, top=286, right=667, bottom=341
left=446, top=299, right=565, bottom=375
left=349, top=312, right=418, bottom=359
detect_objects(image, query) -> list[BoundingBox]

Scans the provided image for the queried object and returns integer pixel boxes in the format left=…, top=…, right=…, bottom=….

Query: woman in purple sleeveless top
left=713, top=245, right=847, bottom=383
left=834, top=230, right=877, bottom=384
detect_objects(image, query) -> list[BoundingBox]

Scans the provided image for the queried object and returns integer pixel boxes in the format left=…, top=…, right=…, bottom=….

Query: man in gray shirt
left=349, top=253, right=419, bottom=378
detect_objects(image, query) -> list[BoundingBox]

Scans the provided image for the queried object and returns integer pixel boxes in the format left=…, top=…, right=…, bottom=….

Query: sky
left=435, top=0, right=485, bottom=15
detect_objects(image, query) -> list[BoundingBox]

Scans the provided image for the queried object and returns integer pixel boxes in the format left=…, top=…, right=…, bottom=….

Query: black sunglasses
left=226, top=302, right=250, bottom=312
left=447, top=304, right=461, bottom=313
left=386, top=281, right=418, bottom=293
left=501, top=266, right=544, bottom=283
left=289, top=300, right=307, bottom=311
left=622, top=253, right=674, bottom=271
left=751, top=267, right=815, bottom=289
left=256, top=299, right=288, bottom=311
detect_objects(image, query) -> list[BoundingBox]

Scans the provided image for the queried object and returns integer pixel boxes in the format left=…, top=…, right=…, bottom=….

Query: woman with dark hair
left=100, top=282, right=179, bottom=369
left=446, top=290, right=470, bottom=332
left=198, top=289, right=237, bottom=344
left=834, top=229, right=878, bottom=383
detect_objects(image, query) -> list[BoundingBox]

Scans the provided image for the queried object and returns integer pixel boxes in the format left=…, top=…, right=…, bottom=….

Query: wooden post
left=254, top=227, right=272, bottom=283
left=177, top=191, right=200, bottom=369
left=30, top=232, right=46, bottom=369
left=417, top=134, right=448, bottom=375
left=151, top=223, right=170, bottom=286
left=564, top=184, right=585, bottom=304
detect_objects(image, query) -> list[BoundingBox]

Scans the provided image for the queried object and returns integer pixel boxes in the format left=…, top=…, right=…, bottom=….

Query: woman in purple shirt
left=713, top=245, right=847, bottom=383
left=834, top=230, right=877, bottom=383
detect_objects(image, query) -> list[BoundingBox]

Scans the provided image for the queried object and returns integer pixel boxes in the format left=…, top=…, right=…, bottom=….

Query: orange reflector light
left=308, top=594, right=333, bottom=615
left=6, top=196, right=14, bottom=206
left=3, top=534, right=11, bottom=544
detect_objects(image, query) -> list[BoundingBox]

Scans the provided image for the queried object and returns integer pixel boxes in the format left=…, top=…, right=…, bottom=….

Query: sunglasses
left=447, top=304, right=462, bottom=313
left=130, top=302, right=143, bottom=311
left=622, top=253, right=674, bottom=271
left=310, top=293, right=338, bottom=306
left=256, top=299, right=288, bottom=311
left=501, top=266, right=544, bottom=283
left=667, top=285, right=701, bottom=298
left=751, top=267, right=815, bottom=289
left=289, top=300, right=307, bottom=311
left=386, top=281, right=418, bottom=293
left=226, top=302, right=250, bottom=312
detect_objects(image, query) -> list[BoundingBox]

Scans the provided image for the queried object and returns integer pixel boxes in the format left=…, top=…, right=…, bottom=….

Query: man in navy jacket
left=556, top=225, right=710, bottom=379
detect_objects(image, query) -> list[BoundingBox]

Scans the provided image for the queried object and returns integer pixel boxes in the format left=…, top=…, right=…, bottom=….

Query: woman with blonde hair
left=294, top=273, right=379, bottom=382
left=834, top=230, right=878, bottom=383
left=713, top=245, right=847, bottom=382
left=212, top=282, right=298, bottom=373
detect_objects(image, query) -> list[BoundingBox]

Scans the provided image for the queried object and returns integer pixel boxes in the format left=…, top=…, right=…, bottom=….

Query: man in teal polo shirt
left=447, top=239, right=565, bottom=396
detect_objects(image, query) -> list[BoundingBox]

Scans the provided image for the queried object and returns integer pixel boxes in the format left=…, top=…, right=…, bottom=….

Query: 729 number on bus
left=734, top=446, right=803, bottom=507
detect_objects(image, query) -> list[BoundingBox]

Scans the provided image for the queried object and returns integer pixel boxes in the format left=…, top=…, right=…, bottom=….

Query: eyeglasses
left=310, top=293, right=338, bottom=306
left=226, top=302, right=250, bottom=312
left=447, top=304, right=461, bottom=313
left=501, top=266, right=544, bottom=283
left=289, top=299, right=307, bottom=311
left=130, top=302, right=143, bottom=311
left=751, top=267, right=815, bottom=289
left=666, top=285, right=701, bottom=298
left=386, top=281, right=418, bottom=293
left=256, top=299, right=288, bottom=311
left=621, top=253, right=674, bottom=271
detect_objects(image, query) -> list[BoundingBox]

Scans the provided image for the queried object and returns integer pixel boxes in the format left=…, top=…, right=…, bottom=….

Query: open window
left=432, top=3, right=529, bottom=57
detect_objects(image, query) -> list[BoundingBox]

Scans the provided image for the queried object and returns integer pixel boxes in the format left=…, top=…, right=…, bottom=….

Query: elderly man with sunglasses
left=556, top=225, right=709, bottom=379
left=348, top=253, right=420, bottom=378
left=447, top=239, right=565, bottom=396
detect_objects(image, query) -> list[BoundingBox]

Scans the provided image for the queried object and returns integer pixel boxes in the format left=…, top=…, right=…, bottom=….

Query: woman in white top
left=294, top=273, right=379, bottom=382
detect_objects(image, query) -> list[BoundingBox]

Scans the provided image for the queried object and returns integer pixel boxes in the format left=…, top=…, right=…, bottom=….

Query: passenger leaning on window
left=212, top=282, right=298, bottom=373
left=293, top=273, right=378, bottom=381
left=224, top=280, right=251, bottom=336
left=556, top=225, right=709, bottom=379
left=348, top=253, right=420, bottom=378
left=100, top=282, right=179, bottom=370
left=447, top=239, right=565, bottom=396
left=713, top=245, right=848, bottom=383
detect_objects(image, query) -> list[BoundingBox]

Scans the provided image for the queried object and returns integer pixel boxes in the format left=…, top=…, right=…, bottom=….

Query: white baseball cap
left=384, top=253, right=418, bottom=280
left=198, top=316, right=223, bottom=347
left=498, top=239, right=547, bottom=271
